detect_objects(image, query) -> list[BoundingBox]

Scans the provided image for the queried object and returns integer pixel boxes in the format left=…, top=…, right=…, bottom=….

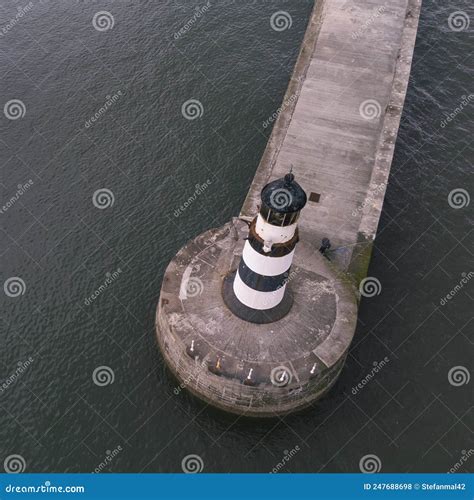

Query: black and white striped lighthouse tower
left=223, top=171, right=307, bottom=324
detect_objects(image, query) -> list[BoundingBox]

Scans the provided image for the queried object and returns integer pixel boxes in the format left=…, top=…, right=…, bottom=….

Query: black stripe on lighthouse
left=247, top=225, right=299, bottom=258
left=238, top=260, right=290, bottom=292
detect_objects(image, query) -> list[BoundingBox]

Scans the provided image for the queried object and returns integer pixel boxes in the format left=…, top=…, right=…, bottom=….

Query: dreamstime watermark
left=351, top=5, right=387, bottom=40
left=270, top=366, right=293, bottom=388
left=4, top=455, right=26, bottom=473
left=359, top=277, right=382, bottom=298
left=92, top=188, right=115, bottom=209
left=359, top=99, right=382, bottom=120
left=93, top=446, right=123, bottom=473
left=84, top=268, right=122, bottom=306
left=448, top=449, right=474, bottom=473
left=278, top=267, right=302, bottom=290
left=270, top=11, right=292, bottom=32
left=180, top=276, right=204, bottom=299
left=181, top=99, right=203, bottom=120
left=448, top=11, right=470, bottom=32
left=0, top=357, right=34, bottom=395
left=440, top=94, right=473, bottom=128
left=174, top=1, right=211, bottom=39
left=181, top=454, right=204, bottom=473
left=4, top=99, right=26, bottom=120
left=173, top=372, right=197, bottom=395
left=4, top=482, right=84, bottom=494
left=359, top=454, right=382, bottom=473
left=270, top=188, right=293, bottom=210
left=0, top=180, right=34, bottom=215
left=270, top=446, right=300, bottom=473
left=262, top=90, right=299, bottom=129
left=84, top=91, right=123, bottom=128
left=448, top=188, right=470, bottom=209
left=0, top=2, right=34, bottom=37
left=3, top=277, right=26, bottom=298
left=351, top=357, right=390, bottom=395
left=448, top=366, right=470, bottom=387
left=352, top=182, right=386, bottom=216
left=440, top=271, right=473, bottom=306
left=174, top=180, right=212, bottom=217
left=92, top=11, right=114, bottom=32
left=92, top=366, right=115, bottom=387
left=5, top=482, right=85, bottom=494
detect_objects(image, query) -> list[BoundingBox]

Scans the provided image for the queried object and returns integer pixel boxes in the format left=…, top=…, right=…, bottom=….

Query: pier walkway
left=241, top=0, right=421, bottom=277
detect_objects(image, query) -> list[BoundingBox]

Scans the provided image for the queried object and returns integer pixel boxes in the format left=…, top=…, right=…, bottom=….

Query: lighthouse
left=223, top=171, right=307, bottom=324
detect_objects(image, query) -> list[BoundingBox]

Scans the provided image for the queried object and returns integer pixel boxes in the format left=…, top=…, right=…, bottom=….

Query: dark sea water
left=0, top=0, right=472, bottom=473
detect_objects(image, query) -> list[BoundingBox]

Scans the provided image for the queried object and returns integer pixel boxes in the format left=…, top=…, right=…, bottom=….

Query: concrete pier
left=242, top=0, right=422, bottom=280
left=156, top=0, right=421, bottom=416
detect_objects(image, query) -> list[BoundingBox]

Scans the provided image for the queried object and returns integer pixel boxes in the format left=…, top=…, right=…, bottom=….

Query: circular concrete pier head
left=156, top=218, right=358, bottom=417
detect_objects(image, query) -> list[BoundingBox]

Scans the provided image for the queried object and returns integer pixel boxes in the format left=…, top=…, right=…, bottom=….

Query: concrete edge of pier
left=349, top=0, right=422, bottom=281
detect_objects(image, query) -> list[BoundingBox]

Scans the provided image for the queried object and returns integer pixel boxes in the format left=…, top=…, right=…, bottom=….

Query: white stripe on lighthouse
left=242, top=242, right=294, bottom=276
left=233, top=272, right=286, bottom=310
left=255, top=214, right=297, bottom=243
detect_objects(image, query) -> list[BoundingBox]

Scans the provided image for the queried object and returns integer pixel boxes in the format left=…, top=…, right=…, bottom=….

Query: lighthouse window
left=260, top=205, right=299, bottom=226
left=285, top=212, right=300, bottom=225
left=269, top=210, right=285, bottom=226
left=264, top=205, right=271, bottom=221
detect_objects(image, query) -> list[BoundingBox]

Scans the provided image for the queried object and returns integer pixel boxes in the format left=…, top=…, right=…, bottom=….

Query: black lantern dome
left=259, top=171, right=307, bottom=228
left=260, top=172, right=307, bottom=214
